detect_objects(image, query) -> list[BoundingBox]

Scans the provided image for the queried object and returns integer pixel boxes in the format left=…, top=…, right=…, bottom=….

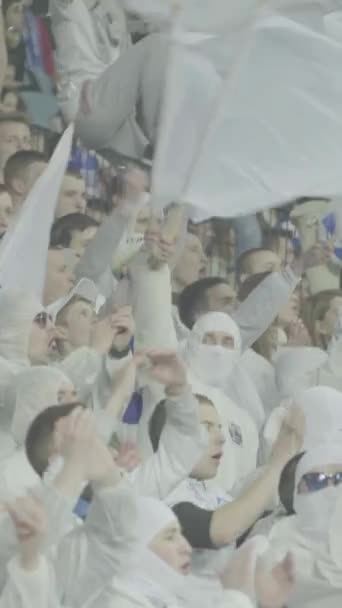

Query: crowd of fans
left=0, top=2, right=342, bottom=608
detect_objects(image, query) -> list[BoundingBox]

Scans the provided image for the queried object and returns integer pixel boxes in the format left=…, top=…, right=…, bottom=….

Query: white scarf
left=183, top=312, right=241, bottom=388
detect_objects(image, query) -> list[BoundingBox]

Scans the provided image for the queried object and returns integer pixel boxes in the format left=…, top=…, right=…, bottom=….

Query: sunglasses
left=300, top=471, right=342, bottom=494
left=34, top=312, right=53, bottom=329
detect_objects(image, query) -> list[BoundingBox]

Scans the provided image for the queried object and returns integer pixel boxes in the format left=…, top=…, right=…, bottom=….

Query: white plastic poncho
left=0, top=290, right=44, bottom=434
left=183, top=312, right=265, bottom=430
left=293, top=443, right=342, bottom=545
left=87, top=493, right=254, bottom=608
left=47, top=277, right=101, bottom=323
left=266, top=443, right=342, bottom=608
left=183, top=312, right=241, bottom=388
left=176, top=380, right=258, bottom=497
left=166, top=475, right=234, bottom=582
left=9, top=366, right=73, bottom=445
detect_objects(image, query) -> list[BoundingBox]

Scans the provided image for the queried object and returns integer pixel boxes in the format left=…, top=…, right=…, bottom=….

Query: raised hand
left=141, top=349, right=188, bottom=396
left=54, top=407, right=118, bottom=485
left=110, top=306, right=135, bottom=353
left=114, top=442, right=142, bottom=473
left=6, top=496, right=48, bottom=571
left=270, top=406, right=305, bottom=468
left=256, top=552, right=296, bottom=608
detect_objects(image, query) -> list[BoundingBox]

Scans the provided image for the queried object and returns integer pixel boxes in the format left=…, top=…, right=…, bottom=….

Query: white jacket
left=0, top=557, right=60, bottom=608
left=102, top=580, right=255, bottom=608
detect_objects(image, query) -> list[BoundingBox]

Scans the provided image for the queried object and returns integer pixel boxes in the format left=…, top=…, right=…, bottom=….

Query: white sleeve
left=75, top=212, right=128, bottom=292
left=130, top=387, right=207, bottom=498
left=233, top=268, right=299, bottom=352
left=1, top=556, right=60, bottom=608
left=219, top=590, right=255, bottom=608
left=129, top=256, right=178, bottom=352
left=55, top=481, right=137, bottom=607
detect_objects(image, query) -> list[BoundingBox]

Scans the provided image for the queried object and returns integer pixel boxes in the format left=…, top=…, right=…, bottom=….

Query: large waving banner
left=152, top=1, right=342, bottom=219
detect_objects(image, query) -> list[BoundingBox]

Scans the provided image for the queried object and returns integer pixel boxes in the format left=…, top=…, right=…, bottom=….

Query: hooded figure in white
left=9, top=366, right=75, bottom=446
left=0, top=289, right=51, bottom=451
left=266, top=443, right=342, bottom=608
left=0, top=366, right=76, bottom=501
left=183, top=312, right=265, bottom=430
left=84, top=494, right=255, bottom=608
left=182, top=314, right=259, bottom=492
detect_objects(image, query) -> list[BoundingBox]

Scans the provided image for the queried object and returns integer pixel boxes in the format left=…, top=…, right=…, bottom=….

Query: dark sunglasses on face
left=300, top=471, right=342, bottom=494
left=34, top=312, right=53, bottom=329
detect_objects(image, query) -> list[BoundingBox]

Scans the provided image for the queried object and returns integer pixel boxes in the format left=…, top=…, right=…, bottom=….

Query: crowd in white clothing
left=1, top=1, right=342, bottom=608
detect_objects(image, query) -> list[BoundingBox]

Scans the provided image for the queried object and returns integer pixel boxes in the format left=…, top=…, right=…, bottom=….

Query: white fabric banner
left=0, top=124, right=74, bottom=298
left=152, top=1, right=342, bottom=219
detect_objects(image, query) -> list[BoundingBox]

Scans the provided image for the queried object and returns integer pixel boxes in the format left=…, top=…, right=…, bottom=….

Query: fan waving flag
left=152, top=1, right=342, bottom=219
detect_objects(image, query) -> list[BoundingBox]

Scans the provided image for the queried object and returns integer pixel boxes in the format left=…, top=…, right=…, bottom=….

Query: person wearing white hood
left=149, top=392, right=303, bottom=581
left=0, top=289, right=55, bottom=458
left=265, top=443, right=342, bottom=608
left=0, top=366, right=77, bottom=501
left=179, top=312, right=259, bottom=492
left=183, top=312, right=266, bottom=430
left=85, top=493, right=296, bottom=608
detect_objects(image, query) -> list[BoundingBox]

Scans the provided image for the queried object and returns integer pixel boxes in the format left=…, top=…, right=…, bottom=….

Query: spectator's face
left=69, top=227, right=98, bottom=258
left=317, top=296, right=342, bottom=341
left=57, top=299, right=95, bottom=349
left=57, top=383, right=78, bottom=404
left=11, top=161, right=47, bottom=210
left=5, top=0, right=24, bottom=32
left=0, top=122, right=32, bottom=170
left=149, top=523, right=192, bottom=575
left=172, top=234, right=207, bottom=290
left=24, top=161, right=47, bottom=193
left=43, top=250, right=75, bottom=305
left=278, top=292, right=300, bottom=328
left=1, top=91, right=19, bottom=113
left=0, top=191, right=13, bottom=237
left=202, top=330, right=235, bottom=349
left=191, top=400, right=225, bottom=481
left=55, top=175, right=87, bottom=218
left=28, top=312, right=55, bottom=364
left=204, top=283, right=237, bottom=316
left=247, top=250, right=281, bottom=276
left=191, top=221, right=215, bottom=251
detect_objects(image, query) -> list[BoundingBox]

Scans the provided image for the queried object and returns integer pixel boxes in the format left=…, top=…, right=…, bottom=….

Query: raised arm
left=131, top=351, right=207, bottom=498
left=1, top=497, right=60, bottom=608
left=234, top=243, right=332, bottom=351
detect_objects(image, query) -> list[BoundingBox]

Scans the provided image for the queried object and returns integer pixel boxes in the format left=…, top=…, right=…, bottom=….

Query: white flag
left=0, top=124, right=74, bottom=298
left=152, top=1, right=342, bottom=219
